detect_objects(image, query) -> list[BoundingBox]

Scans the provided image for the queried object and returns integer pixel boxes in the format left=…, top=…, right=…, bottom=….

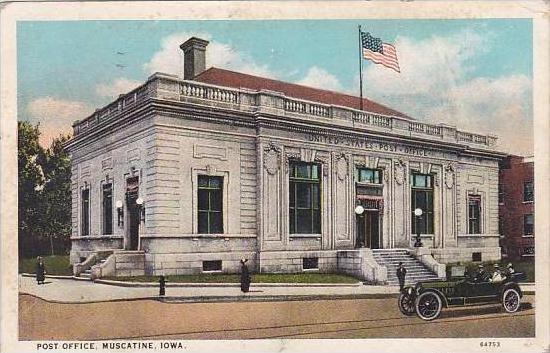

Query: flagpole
left=358, top=25, right=364, bottom=111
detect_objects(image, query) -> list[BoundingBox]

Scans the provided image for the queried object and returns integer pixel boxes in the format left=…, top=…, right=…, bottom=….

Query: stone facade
left=65, top=38, right=506, bottom=278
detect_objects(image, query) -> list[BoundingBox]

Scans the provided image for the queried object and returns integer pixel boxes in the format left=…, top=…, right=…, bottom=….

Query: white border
left=1, top=2, right=549, bottom=353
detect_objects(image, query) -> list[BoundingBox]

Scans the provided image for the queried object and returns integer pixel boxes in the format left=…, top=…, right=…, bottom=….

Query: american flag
left=361, top=32, right=400, bottom=73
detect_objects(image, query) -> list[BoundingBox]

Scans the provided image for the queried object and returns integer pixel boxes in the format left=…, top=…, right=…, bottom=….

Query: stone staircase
left=372, top=249, right=440, bottom=286
left=78, top=258, right=107, bottom=280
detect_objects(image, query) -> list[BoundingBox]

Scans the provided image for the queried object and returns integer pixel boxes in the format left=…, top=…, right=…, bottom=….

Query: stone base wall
left=259, top=250, right=338, bottom=273
left=144, top=251, right=257, bottom=276
left=431, top=247, right=501, bottom=263
left=336, top=251, right=364, bottom=279
left=114, top=251, right=146, bottom=276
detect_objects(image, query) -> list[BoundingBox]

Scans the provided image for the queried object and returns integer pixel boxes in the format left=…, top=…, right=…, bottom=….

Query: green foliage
left=18, top=122, right=72, bottom=258
left=19, top=255, right=72, bottom=276
left=103, top=273, right=360, bottom=284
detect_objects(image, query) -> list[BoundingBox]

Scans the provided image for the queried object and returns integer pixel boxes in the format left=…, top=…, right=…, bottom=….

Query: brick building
left=499, top=155, right=535, bottom=260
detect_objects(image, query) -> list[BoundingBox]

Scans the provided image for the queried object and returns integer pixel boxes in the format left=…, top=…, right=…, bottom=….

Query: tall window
left=411, top=173, right=434, bottom=234
left=523, top=214, right=534, bottom=236
left=81, top=189, right=90, bottom=236
left=102, top=183, right=113, bottom=235
left=523, top=181, right=534, bottom=202
left=289, top=162, right=321, bottom=234
left=468, top=195, right=482, bottom=234
left=198, top=176, right=223, bottom=234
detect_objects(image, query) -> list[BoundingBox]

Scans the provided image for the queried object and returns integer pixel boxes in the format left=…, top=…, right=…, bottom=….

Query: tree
left=18, top=121, right=72, bottom=257
left=40, top=135, right=72, bottom=255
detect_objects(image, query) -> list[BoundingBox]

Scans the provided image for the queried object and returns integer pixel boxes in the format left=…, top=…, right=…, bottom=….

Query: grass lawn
left=104, top=273, right=360, bottom=284
left=19, top=255, right=72, bottom=276
left=446, top=259, right=534, bottom=282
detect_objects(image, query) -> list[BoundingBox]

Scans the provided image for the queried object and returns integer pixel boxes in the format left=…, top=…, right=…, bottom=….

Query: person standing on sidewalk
left=396, top=262, right=407, bottom=292
left=35, top=256, right=46, bottom=285
left=159, top=275, right=166, bottom=296
left=240, top=259, right=251, bottom=293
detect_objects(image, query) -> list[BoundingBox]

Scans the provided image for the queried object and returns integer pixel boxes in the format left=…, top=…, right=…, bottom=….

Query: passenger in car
left=490, top=264, right=504, bottom=282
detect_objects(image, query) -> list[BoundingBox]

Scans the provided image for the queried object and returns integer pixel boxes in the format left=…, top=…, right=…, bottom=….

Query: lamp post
left=136, top=197, right=145, bottom=223
left=413, top=208, right=423, bottom=247
left=355, top=205, right=365, bottom=248
left=116, top=200, right=124, bottom=227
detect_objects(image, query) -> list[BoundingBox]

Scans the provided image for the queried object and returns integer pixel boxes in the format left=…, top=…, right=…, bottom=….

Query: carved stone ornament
left=336, top=154, right=348, bottom=181
left=284, top=152, right=301, bottom=173
left=444, top=163, right=455, bottom=189
left=206, top=164, right=216, bottom=175
left=263, top=144, right=281, bottom=175
left=314, top=155, right=330, bottom=177
left=394, top=159, right=406, bottom=185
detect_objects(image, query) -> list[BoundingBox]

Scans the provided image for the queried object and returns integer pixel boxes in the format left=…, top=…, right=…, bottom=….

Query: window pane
left=289, top=209, right=295, bottom=234
left=198, top=176, right=208, bottom=187
left=296, top=183, right=311, bottom=208
left=289, top=183, right=295, bottom=207
left=210, top=212, right=223, bottom=233
left=198, top=189, right=209, bottom=210
left=312, top=184, right=319, bottom=209
left=209, top=177, right=222, bottom=189
left=296, top=210, right=312, bottom=233
left=198, top=212, right=208, bottom=233
left=415, top=175, right=425, bottom=188
left=210, top=190, right=223, bottom=211
left=313, top=210, right=321, bottom=233
left=415, top=191, right=427, bottom=211
left=374, top=170, right=381, bottom=184
left=311, top=165, right=319, bottom=180
left=296, top=164, right=310, bottom=178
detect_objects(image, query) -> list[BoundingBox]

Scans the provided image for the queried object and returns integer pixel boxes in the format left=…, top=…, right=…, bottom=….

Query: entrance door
left=356, top=211, right=380, bottom=249
left=126, top=177, right=140, bottom=250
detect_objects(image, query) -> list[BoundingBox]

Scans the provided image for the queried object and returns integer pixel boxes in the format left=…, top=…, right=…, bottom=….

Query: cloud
left=27, top=97, right=93, bottom=147
left=295, top=66, right=344, bottom=92
left=143, top=32, right=274, bottom=78
left=95, top=78, right=142, bottom=99
left=362, top=30, right=532, bottom=155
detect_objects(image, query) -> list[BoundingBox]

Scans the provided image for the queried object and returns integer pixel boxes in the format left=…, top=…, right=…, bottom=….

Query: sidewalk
left=19, top=275, right=399, bottom=304
left=19, top=275, right=535, bottom=304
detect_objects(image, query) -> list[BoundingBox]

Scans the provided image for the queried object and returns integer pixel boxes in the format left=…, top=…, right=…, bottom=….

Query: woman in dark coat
left=36, top=256, right=46, bottom=285
left=240, top=259, right=251, bottom=293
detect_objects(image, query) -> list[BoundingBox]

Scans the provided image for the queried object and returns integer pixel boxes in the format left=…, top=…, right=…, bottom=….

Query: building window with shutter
left=523, top=181, right=534, bottom=202
left=81, top=188, right=90, bottom=236
left=523, top=214, right=534, bottom=236
left=289, top=161, right=321, bottom=234
left=102, top=183, right=113, bottom=235
left=468, top=195, right=482, bottom=234
left=410, top=173, right=434, bottom=234
left=197, top=175, right=223, bottom=234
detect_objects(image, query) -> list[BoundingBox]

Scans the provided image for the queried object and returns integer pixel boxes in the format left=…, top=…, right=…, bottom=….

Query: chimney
left=180, top=37, right=209, bottom=80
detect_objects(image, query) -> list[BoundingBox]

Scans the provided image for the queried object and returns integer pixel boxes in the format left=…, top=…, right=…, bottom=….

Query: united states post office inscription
left=306, top=133, right=431, bottom=157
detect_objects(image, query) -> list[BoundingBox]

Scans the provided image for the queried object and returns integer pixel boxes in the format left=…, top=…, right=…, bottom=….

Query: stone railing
left=72, top=73, right=498, bottom=148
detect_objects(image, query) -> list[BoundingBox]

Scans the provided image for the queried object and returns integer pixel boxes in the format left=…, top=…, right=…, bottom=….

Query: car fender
left=500, top=282, right=523, bottom=298
left=418, top=288, right=449, bottom=308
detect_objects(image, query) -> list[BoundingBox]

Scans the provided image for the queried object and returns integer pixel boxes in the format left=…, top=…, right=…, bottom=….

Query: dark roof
left=194, top=67, right=412, bottom=119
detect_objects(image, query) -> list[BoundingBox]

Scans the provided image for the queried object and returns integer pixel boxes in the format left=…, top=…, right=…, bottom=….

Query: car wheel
left=398, top=293, right=416, bottom=316
left=502, top=288, right=521, bottom=313
left=415, top=291, right=442, bottom=321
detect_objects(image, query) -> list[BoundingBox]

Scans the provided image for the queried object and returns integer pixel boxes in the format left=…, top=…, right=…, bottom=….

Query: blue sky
left=17, top=19, right=533, bottom=154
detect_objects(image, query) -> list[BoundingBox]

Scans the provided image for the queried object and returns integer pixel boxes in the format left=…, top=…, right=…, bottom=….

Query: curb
left=21, top=273, right=74, bottom=280
left=19, top=292, right=398, bottom=305
left=94, top=278, right=364, bottom=288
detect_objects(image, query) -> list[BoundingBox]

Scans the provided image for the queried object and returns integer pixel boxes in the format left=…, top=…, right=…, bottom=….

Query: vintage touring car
left=398, top=267, right=526, bottom=321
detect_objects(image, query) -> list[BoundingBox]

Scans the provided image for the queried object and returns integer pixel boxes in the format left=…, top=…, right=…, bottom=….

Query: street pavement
left=19, top=293, right=535, bottom=340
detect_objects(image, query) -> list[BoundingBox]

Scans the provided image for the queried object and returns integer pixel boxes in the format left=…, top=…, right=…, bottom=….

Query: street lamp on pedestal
left=414, top=208, right=423, bottom=247
left=355, top=205, right=365, bottom=248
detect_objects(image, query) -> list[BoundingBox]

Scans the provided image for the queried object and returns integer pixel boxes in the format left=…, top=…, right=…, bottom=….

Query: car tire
left=502, top=288, right=521, bottom=313
left=415, top=291, right=442, bottom=321
left=398, top=293, right=416, bottom=316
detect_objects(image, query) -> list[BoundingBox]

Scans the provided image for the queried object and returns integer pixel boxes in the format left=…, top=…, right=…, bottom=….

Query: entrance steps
left=372, top=249, right=440, bottom=286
